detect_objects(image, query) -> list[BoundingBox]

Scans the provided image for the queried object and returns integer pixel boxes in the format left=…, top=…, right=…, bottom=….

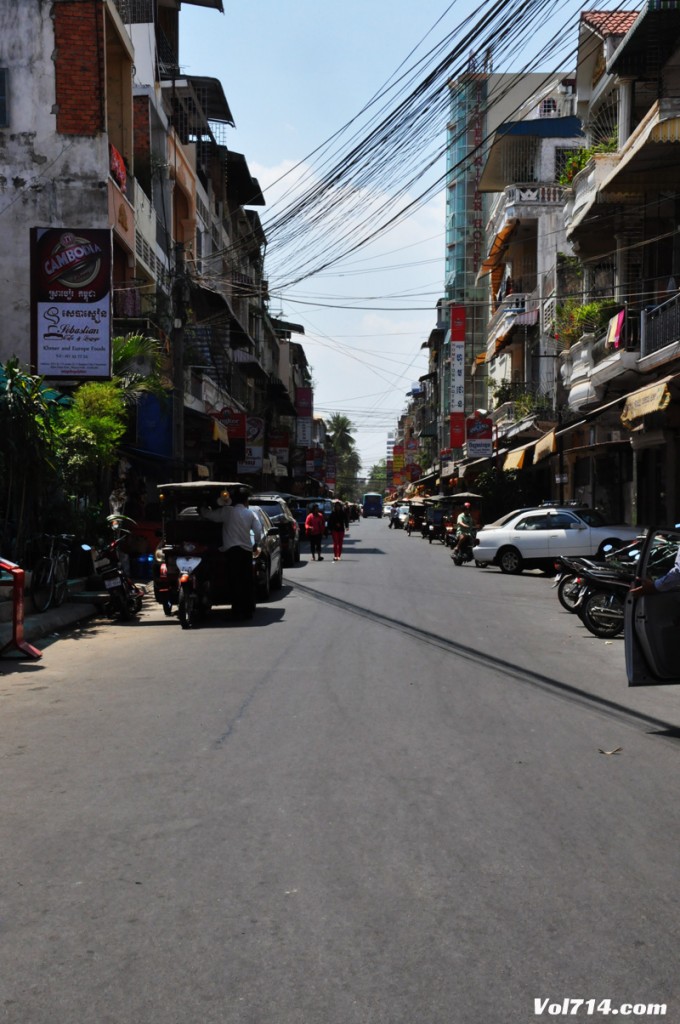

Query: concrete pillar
left=617, top=78, right=634, bottom=147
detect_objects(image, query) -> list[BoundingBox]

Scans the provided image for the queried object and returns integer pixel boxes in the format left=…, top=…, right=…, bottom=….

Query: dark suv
left=250, top=495, right=300, bottom=567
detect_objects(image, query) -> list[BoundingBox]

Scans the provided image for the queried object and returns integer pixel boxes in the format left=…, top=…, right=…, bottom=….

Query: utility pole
left=171, top=242, right=188, bottom=481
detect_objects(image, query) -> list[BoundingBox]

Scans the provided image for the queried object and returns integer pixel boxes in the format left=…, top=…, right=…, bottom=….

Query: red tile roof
left=581, top=9, right=639, bottom=36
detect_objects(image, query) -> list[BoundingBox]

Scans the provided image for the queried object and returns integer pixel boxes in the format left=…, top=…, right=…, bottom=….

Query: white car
left=475, top=506, right=642, bottom=575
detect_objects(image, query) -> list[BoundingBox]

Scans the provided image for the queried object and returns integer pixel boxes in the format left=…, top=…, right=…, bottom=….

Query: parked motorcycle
left=575, top=569, right=629, bottom=638
left=82, top=518, right=144, bottom=621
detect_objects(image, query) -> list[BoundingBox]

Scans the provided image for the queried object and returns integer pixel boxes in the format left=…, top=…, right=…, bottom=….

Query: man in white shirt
left=201, top=488, right=263, bottom=619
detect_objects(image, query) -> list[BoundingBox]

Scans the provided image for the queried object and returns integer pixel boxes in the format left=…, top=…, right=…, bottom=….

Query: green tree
left=112, top=332, right=166, bottom=406
left=0, top=358, right=67, bottom=557
left=326, top=414, right=361, bottom=497
left=366, top=459, right=387, bottom=493
left=55, top=382, right=127, bottom=510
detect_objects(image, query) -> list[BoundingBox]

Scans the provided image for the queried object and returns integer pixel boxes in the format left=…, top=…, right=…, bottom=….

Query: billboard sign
left=466, top=414, right=494, bottom=457
left=31, top=227, right=112, bottom=379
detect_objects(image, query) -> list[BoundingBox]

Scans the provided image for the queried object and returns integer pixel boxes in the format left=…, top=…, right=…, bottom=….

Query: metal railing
left=642, top=292, right=680, bottom=356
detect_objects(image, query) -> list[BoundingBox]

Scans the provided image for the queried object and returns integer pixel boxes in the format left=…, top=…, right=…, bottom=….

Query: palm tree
left=326, top=413, right=356, bottom=455
left=326, top=414, right=361, bottom=497
left=112, top=333, right=166, bottom=405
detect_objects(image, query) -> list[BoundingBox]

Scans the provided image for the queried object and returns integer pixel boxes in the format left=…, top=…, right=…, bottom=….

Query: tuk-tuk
left=152, top=481, right=282, bottom=628
left=405, top=500, right=428, bottom=537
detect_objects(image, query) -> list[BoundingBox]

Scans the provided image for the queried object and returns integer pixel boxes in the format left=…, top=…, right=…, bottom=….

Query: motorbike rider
left=200, top=488, right=263, bottom=619
left=452, top=502, right=476, bottom=558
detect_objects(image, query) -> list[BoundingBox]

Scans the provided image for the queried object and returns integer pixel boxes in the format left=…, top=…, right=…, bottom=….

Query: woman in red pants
left=327, top=500, right=346, bottom=561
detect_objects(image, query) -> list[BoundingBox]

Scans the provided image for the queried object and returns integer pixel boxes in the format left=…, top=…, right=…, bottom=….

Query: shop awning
left=503, top=442, right=534, bottom=471
left=620, top=375, right=674, bottom=426
left=533, top=428, right=557, bottom=463
left=478, top=220, right=518, bottom=276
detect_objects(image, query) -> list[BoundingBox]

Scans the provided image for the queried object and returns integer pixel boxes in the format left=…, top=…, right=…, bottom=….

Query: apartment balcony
left=485, top=294, right=541, bottom=362
left=563, top=154, right=619, bottom=237
left=134, top=180, right=170, bottom=282
left=488, top=184, right=566, bottom=241
left=561, top=330, right=640, bottom=409
left=641, top=291, right=680, bottom=366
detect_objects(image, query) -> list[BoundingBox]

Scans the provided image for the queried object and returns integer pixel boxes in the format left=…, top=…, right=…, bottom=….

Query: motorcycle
left=82, top=518, right=144, bottom=621
left=450, top=532, right=477, bottom=566
left=574, top=568, right=630, bottom=638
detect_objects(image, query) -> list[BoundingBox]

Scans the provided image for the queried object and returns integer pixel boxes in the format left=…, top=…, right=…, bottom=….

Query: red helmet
left=464, top=502, right=471, bottom=509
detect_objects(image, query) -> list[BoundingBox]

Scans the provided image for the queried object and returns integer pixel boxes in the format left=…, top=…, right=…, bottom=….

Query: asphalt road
left=2, top=519, right=679, bottom=1024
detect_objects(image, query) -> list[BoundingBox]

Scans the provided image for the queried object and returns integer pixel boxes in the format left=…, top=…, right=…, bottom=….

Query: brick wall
left=54, top=0, right=104, bottom=136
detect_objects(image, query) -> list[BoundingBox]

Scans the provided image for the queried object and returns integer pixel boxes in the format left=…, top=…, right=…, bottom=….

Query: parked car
left=250, top=495, right=300, bottom=566
left=249, top=505, right=283, bottom=599
left=474, top=506, right=641, bottom=575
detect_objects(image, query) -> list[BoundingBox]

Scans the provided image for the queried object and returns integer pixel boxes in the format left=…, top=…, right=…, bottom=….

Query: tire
left=178, top=587, right=199, bottom=629
left=475, top=560, right=489, bottom=568
left=293, top=542, right=300, bottom=564
left=30, top=557, right=54, bottom=612
left=271, top=562, right=283, bottom=591
left=162, top=599, right=173, bottom=617
left=53, top=552, right=70, bottom=607
left=557, top=574, right=581, bottom=612
left=498, top=547, right=523, bottom=575
left=580, top=589, right=625, bottom=638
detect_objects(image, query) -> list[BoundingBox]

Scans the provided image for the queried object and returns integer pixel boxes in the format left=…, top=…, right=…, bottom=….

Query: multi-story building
left=472, top=77, right=583, bottom=490
left=441, top=63, right=552, bottom=481
left=557, top=6, right=680, bottom=524
left=0, top=0, right=302, bottom=499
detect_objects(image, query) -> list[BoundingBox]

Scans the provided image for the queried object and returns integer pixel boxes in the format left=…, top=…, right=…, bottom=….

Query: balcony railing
left=642, top=291, right=680, bottom=356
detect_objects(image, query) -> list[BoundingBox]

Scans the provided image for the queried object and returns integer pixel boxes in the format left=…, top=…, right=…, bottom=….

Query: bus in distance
left=362, top=492, right=383, bottom=518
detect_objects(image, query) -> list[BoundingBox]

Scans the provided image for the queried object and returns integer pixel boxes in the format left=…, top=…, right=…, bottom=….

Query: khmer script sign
left=31, top=227, right=113, bottom=379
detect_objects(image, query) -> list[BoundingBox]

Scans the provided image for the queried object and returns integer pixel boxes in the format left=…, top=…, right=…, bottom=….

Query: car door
left=546, top=511, right=589, bottom=559
left=625, top=527, right=680, bottom=686
left=511, top=512, right=553, bottom=558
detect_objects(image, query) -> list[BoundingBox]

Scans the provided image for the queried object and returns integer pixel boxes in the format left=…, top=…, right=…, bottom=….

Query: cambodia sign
left=31, top=227, right=112, bottom=379
left=466, top=414, right=493, bottom=457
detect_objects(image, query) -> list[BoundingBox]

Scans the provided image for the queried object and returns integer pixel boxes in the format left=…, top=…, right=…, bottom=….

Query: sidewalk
left=0, top=577, right=151, bottom=658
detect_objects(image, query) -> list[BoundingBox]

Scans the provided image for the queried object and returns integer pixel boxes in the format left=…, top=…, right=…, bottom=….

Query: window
left=0, top=69, right=8, bottom=128
left=515, top=515, right=551, bottom=531
left=540, top=98, right=557, bottom=117
left=549, top=513, right=579, bottom=528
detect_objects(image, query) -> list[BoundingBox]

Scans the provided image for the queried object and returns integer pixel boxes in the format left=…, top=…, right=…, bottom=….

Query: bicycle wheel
left=30, top=556, right=54, bottom=612
left=53, top=552, right=69, bottom=607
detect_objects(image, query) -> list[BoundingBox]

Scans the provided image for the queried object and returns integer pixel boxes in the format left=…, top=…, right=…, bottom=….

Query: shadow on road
left=288, top=578, right=680, bottom=739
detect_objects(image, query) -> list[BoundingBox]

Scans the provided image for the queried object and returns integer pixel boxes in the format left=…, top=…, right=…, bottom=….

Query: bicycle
left=30, top=534, right=74, bottom=612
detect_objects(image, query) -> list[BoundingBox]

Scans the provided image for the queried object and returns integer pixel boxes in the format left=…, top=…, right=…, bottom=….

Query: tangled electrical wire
left=249, top=0, right=641, bottom=296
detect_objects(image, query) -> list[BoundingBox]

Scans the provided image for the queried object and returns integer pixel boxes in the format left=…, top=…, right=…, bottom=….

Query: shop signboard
left=31, top=227, right=113, bottom=379
left=465, top=413, right=493, bottom=457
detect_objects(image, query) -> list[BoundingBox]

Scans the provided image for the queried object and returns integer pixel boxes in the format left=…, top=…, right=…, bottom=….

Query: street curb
left=0, top=600, right=101, bottom=656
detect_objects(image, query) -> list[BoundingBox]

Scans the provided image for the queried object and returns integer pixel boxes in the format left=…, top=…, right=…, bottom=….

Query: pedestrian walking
left=328, top=500, right=346, bottom=561
left=305, top=503, right=326, bottom=561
